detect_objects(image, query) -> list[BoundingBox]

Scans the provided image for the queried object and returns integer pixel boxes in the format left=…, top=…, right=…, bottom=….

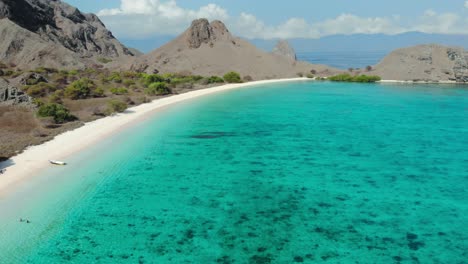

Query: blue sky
left=65, top=0, right=468, bottom=39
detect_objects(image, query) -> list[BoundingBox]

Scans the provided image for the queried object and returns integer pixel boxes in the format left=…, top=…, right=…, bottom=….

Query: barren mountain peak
left=272, top=40, right=297, bottom=61
left=0, top=0, right=134, bottom=69
left=186, top=18, right=233, bottom=49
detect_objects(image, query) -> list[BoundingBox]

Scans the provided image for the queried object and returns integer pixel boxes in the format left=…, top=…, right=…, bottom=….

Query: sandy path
left=0, top=78, right=308, bottom=193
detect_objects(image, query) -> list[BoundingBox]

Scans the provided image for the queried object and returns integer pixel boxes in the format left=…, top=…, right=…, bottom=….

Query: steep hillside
left=372, top=44, right=468, bottom=82
left=132, top=19, right=337, bottom=80
left=0, top=0, right=134, bottom=69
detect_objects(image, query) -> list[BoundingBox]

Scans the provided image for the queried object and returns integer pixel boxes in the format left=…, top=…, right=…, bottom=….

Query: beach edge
left=0, top=78, right=308, bottom=193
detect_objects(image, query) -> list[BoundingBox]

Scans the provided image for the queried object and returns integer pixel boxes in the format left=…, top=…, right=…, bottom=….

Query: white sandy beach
left=0, top=78, right=308, bottom=194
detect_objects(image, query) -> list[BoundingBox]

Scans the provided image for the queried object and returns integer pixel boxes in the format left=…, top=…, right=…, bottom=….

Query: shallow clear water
left=1, top=81, right=467, bottom=263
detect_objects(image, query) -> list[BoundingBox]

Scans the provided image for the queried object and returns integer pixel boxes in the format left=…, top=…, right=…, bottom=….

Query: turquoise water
left=1, top=81, right=467, bottom=263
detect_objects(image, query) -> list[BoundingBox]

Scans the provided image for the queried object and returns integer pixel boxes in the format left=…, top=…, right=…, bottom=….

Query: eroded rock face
left=0, top=78, right=32, bottom=106
left=272, top=40, right=297, bottom=61
left=447, top=48, right=468, bottom=82
left=0, top=0, right=134, bottom=69
left=186, top=19, right=233, bottom=49
left=14, top=72, right=48, bottom=86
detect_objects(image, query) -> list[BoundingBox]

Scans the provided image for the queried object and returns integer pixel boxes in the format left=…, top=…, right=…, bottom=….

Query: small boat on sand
left=49, top=160, right=67, bottom=166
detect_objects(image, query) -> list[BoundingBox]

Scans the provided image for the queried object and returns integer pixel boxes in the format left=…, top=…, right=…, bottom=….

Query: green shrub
left=33, top=98, right=45, bottom=107
left=297, top=72, right=304, bottom=77
left=328, top=74, right=381, bottom=83
left=145, top=82, right=171, bottom=95
left=306, top=73, right=315, bottom=79
left=64, top=78, right=95, bottom=99
left=328, top=74, right=355, bottom=82
left=110, top=87, right=129, bottom=95
left=32, top=67, right=57, bottom=74
left=108, top=72, right=122, bottom=83
left=206, top=76, right=224, bottom=84
left=97, top=57, right=113, bottom=64
left=107, top=100, right=128, bottom=114
left=123, top=79, right=135, bottom=87
left=49, top=90, right=64, bottom=104
left=352, top=75, right=381, bottom=83
left=122, top=71, right=139, bottom=78
left=33, top=67, right=47, bottom=74
left=37, top=103, right=75, bottom=123
left=190, top=75, right=204, bottom=81
left=2, top=70, right=14, bottom=76
left=68, top=70, right=79, bottom=76
left=25, top=83, right=57, bottom=97
left=58, top=70, right=69, bottom=76
left=142, top=74, right=165, bottom=86
left=93, top=87, right=105, bottom=97
left=223, top=72, right=242, bottom=83
left=161, top=73, right=177, bottom=80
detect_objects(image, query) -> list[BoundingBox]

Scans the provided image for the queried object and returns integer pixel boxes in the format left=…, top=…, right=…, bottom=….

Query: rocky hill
left=131, top=19, right=336, bottom=80
left=272, top=40, right=297, bottom=62
left=372, top=44, right=468, bottom=82
left=0, top=0, right=134, bottom=69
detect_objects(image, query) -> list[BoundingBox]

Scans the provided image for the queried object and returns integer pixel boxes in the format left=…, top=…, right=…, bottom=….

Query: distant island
left=0, top=0, right=467, bottom=160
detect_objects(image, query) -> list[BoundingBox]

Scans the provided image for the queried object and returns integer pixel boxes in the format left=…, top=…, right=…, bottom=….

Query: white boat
left=49, top=160, right=67, bottom=166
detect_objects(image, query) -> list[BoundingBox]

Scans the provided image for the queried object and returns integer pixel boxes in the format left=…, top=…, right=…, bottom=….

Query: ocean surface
left=297, top=51, right=388, bottom=69
left=0, top=81, right=467, bottom=263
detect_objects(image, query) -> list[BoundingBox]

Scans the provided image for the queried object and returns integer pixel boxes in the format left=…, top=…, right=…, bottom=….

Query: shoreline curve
left=0, top=78, right=308, bottom=193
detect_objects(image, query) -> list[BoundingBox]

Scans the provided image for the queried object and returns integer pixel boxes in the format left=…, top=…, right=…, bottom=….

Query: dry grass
left=0, top=106, right=39, bottom=133
left=0, top=106, right=82, bottom=158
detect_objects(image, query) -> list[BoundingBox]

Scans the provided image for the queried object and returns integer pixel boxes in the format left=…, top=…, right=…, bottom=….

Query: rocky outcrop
left=0, top=0, right=134, bottom=69
left=132, top=19, right=338, bottom=80
left=373, top=44, right=468, bottom=82
left=447, top=48, right=468, bottom=83
left=0, top=78, right=32, bottom=106
left=14, top=72, right=48, bottom=86
left=272, top=40, right=297, bottom=62
left=186, top=19, right=234, bottom=49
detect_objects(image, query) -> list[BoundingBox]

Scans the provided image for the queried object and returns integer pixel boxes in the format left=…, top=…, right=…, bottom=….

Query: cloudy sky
left=66, top=0, right=468, bottom=39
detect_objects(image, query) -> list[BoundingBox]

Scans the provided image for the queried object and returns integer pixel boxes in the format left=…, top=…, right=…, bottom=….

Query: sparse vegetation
left=102, top=72, right=122, bottom=83
left=37, top=103, right=76, bottom=123
left=143, top=74, right=165, bottom=86
left=223, top=72, right=242, bottom=83
left=206, top=76, right=225, bottom=84
left=97, top=57, right=113, bottom=64
left=106, top=100, right=128, bottom=114
left=110, top=87, right=129, bottom=95
left=0, top=66, right=264, bottom=159
left=145, top=82, right=171, bottom=95
left=306, top=73, right=315, bottom=78
left=328, top=74, right=381, bottom=83
left=65, top=78, right=101, bottom=99
left=24, top=83, right=58, bottom=97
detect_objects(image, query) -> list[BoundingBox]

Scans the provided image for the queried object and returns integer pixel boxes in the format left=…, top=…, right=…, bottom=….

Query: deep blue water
left=0, top=81, right=467, bottom=263
left=297, top=51, right=388, bottom=69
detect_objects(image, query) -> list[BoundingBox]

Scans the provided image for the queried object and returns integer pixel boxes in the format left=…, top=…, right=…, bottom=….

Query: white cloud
left=411, top=9, right=466, bottom=34
left=97, top=0, right=228, bottom=38
left=97, top=0, right=468, bottom=39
